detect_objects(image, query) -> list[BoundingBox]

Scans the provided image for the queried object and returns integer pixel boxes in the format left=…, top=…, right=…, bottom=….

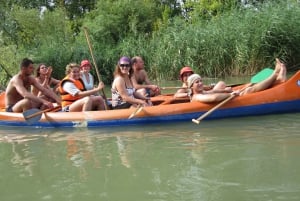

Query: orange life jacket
left=59, top=76, right=86, bottom=107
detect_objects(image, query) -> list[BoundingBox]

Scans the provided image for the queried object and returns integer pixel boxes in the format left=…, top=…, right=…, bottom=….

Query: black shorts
left=5, top=105, right=14, bottom=112
left=112, top=102, right=132, bottom=110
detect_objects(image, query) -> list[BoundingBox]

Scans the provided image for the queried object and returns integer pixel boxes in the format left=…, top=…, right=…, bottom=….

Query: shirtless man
left=131, top=56, right=160, bottom=97
left=5, top=58, right=61, bottom=112
left=188, top=58, right=286, bottom=103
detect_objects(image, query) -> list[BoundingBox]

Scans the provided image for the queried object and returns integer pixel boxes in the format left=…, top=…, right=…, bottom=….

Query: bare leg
left=136, top=88, right=148, bottom=97
left=241, top=58, right=283, bottom=95
left=275, top=58, right=287, bottom=84
left=91, top=96, right=105, bottom=110
left=213, top=81, right=231, bottom=91
left=12, top=99, right=32, bottom=112
left=69, top=97, right=93, bottom=112
left=213, top=81, right=226, bottom=90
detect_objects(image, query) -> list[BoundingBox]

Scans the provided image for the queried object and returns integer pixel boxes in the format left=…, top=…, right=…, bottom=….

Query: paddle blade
left=23, top=108, right=42, bottom=124
left=251, top=68, right=274, bottom=83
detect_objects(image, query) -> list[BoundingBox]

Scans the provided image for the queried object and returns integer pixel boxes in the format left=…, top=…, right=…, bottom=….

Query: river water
left=0, top=112, right=300, bottom=201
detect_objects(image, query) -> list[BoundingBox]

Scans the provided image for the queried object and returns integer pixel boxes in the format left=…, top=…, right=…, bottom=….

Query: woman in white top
left=80, top=60, right=95, bottom=91
left=111, top=56, right=151, bottom=109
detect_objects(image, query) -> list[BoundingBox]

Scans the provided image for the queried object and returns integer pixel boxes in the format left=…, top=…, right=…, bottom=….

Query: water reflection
left=0, top=113, right=300, bottom=201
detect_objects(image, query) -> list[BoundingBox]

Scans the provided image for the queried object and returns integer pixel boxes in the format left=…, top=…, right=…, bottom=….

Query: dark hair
left=20, top=58, right=33, bottom=69
left=131, top=56, right=142, bottom=64
left=36, top=63, right=47, bottom=77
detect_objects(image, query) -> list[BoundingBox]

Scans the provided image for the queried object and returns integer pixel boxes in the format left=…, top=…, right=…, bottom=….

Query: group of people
left=4, top=56, right=287, bottom=114
left=5, top=56, right=161, bottom=113
left=174, top=58, right=287, bottom=102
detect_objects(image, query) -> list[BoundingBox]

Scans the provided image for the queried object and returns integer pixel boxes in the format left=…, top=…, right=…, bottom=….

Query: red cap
left=80, top=60, right=91, bottom=68
left=180, top=66, right=194, bottom=81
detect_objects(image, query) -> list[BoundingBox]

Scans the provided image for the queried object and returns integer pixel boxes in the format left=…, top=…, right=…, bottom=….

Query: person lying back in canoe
left=174, top=66, right=232, bottom=98
left=131, top=56, right=160, bottom=97
left=111, top=56, right=152, bottom=109
left=5, top=58, right=61, bottom=113
left=187, top=58, right=287, bottom=103
left=32, top=63, right=60, bottom=103
left=58, top=63, right=106, bottom=112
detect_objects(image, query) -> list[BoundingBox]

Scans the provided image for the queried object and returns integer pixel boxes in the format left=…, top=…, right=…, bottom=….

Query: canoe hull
left=1, top=71, right=300, bottom=128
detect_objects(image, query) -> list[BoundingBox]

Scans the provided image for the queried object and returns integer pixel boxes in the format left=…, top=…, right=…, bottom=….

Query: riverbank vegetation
left=1, top=0, right=300, bottom=88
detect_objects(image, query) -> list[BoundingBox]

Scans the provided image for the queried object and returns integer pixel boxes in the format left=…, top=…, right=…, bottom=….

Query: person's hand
left=97, top=82, right=105, bottom=90
left=150, top=85, right=159, bottom=91
left=46, top=66, right=53, bottom=77
left=231, top=90, right=240, bottom=96
left=224, top=87, right=233, bottom=93
left=137, top=99, right=148, bottom=107
left=42, top=100, right=54, bottom=109
left=146, top=99, right=153, bottom=106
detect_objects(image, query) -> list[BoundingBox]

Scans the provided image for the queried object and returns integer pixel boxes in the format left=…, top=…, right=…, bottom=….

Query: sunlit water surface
left=0, top=113, right=300, bottom=201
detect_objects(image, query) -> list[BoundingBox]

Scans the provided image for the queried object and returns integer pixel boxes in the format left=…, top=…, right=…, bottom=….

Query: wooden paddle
left=160, top=83, right=244, bottom=91
left=192, top=68, right=274, bottom=124
left=83, top=27, right=109, bottom=110
left=128, top=105, right=143, bottom=119
left=23, top=106, right=61, bottom=124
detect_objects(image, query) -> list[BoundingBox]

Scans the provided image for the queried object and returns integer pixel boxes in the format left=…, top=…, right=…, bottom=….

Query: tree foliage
left=1, top=0, right=300, bottom=89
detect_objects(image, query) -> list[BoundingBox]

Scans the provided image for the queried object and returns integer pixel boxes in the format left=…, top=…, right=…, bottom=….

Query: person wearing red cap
left=80, top=60, right=95, bottom=91
left=174, top=66, right=232, bottom=98
left=58, top=63, right=105, bottom=112
left=131, top=56, right=160, bottom=97
left=174, top=66, right=194, bottom=98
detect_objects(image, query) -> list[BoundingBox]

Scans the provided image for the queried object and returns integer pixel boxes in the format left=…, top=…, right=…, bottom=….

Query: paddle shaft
left=161, top=83, right=243, bottom=90
left=192, top=95, right=235, bottom=124
left=83, top=27, right=108, bottom=110
left=128, top=105, right=143, bottom=119
left=25, top=106, right=61, bottom=119
left=192, top=84, right=251, bottom=124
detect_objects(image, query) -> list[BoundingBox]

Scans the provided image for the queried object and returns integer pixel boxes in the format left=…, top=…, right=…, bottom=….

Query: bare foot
left=275, top=59, right=287, bottom=83
left=274, top=58, right=282, bottom=74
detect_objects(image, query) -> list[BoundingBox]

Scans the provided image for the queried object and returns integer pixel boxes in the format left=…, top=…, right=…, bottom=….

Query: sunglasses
left=120, top=64, right=130, bottom=67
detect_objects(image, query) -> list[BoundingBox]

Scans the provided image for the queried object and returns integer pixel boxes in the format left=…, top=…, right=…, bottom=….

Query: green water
left=0, top=113, right=300, bottom=201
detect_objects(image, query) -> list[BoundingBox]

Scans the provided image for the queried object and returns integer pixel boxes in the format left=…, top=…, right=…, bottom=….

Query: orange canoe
left=1, top=71, right=300, bottom=128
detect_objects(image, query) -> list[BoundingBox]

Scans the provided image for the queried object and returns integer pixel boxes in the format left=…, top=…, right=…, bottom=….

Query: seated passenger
left=111, top=56, right=151, bottom=109
left=174, top=66, right=232, bottom=98
left=80, top=59, right=95, bottom=91
left=5, top=58, right=61, bottom=112
left=187, top=58, right=286, bottom=103
left=58, top=63, right=105, bottom=112
left=32, top=63, right=60, bottom=103
left=174, top=66, right=194, bottom=98
left=131, top=56, right=160, bottom=97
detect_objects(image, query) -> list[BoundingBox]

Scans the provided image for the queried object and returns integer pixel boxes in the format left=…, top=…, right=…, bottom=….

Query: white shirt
left=81, top=73, right=94, bottom=90
left=62, top=82, right=80, bottom=96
